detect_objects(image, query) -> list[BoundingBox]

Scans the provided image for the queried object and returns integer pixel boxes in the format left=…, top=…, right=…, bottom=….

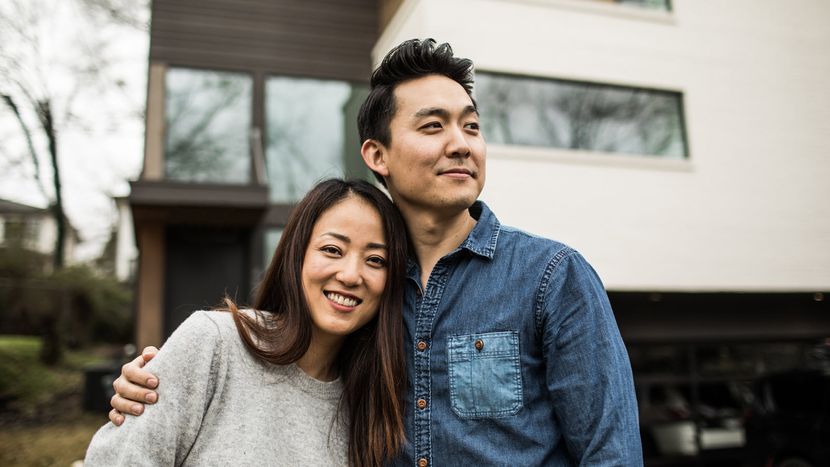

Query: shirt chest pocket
left=447, top=330, right=523, bottom=419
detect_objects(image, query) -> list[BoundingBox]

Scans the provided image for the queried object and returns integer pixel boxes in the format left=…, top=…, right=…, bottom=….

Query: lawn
left=0, top=414, right=105, bottom=467
left=0, top=336, right=118, bottom=466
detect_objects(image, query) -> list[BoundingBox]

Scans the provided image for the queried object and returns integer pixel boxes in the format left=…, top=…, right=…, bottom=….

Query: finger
left=111, top=394, right=145, bottom=416
left=113, top=374, right=158, bottom=404
left=109, top=408, right=125, bottom=426
left=141, top=346, right=159, bottom=363
left=113, top=371, right=158, bottom=404
left=122, top=358, right=159, bottom=389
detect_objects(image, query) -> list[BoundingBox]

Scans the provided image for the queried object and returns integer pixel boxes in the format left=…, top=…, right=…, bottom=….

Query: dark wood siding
left=150, top=0, right=378, bottom=82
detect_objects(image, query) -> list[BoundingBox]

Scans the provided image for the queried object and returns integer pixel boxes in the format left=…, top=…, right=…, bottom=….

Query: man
left=111, top=39, right=642, bottom=465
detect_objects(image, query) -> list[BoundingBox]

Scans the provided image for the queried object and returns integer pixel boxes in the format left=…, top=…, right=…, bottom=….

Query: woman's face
left=302, top=195, right=388, bottom=343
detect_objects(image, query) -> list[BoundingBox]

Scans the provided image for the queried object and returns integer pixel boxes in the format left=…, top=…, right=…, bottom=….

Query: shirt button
left=417, top=398, right=427, bottom=409
left=474, top=339, right=484, bottom=351
left=417, top=340, right=428, bottom=351
left=418, top=458, right=428, bottom=467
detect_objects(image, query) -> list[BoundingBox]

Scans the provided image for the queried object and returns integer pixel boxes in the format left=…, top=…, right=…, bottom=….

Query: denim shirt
left=392, top=202, right=642, bottom=466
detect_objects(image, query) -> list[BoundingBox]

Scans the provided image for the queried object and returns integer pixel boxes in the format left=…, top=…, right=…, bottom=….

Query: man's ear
left=360, top=139, right=390, bottom=177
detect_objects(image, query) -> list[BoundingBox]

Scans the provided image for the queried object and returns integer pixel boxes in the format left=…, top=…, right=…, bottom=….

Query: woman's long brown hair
left=225, top=179, right=407, bottom=466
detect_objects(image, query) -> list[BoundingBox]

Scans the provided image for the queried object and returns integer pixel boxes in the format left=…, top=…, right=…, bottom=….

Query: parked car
left=744, top=369, right=830, bottom=467
left=640, top=382, right=748, bottom=457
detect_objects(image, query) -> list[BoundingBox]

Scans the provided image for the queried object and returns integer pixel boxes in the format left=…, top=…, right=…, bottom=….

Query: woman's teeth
left=326, top=292, right=359, bottom=307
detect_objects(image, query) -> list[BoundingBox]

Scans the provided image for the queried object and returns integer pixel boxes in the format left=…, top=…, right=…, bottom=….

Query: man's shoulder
left=497, top=223, right=575, bottom=258
left=471, top=202, right=587, bottom=272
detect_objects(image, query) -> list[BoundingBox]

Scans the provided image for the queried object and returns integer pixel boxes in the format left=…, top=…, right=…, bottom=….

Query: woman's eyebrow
left=322, top=232, right=350, bottom=243
left=322, top=232, right=386, bottom=250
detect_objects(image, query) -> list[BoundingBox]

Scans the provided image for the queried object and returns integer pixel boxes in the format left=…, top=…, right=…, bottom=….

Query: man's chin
left=438, top=195, right=479, bottom=214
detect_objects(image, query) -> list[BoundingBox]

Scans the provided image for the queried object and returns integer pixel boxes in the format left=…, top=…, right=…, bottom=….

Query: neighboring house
left=113, top=196, right=138, bottom=283
left=132, top=0, right=829, bottom=462
left=0, top=198, right=79, bottom=266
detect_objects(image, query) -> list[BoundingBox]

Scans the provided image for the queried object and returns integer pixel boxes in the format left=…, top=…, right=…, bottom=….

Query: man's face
left=375, top=74, right=486, bottom=217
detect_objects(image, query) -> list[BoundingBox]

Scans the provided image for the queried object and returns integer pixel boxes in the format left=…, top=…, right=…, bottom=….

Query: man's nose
left=447, top=125, right=472, bottom=158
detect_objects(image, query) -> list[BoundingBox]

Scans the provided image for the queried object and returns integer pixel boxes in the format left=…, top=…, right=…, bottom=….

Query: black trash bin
left=83, top=363, right=121, bottom=413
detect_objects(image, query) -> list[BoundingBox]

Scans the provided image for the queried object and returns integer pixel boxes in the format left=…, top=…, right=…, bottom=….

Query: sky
left=0, top=0, right=150, bottom=261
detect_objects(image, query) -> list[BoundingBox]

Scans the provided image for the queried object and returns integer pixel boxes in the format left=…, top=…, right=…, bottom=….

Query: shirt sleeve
left=539, top=250, right=643, bottom=466
left=84, top=311, right=227, bottom=467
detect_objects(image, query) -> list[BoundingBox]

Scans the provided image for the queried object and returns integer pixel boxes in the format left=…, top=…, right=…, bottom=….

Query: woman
left=85, top=179, right=408, bottom=466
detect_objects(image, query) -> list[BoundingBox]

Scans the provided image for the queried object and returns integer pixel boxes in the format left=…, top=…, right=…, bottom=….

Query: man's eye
left=421, top=122, right=442, bottom=130
left=465, top=122, right=480, bottom=131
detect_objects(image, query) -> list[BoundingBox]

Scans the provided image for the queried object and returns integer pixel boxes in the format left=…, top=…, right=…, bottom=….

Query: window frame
left=162, top=65, right=257, bottom=185
left=475, top=69, right=691, bottom=166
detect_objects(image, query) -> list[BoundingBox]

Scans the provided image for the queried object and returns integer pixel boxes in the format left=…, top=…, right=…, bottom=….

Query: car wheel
left=776, top=457, right=813, bottom=467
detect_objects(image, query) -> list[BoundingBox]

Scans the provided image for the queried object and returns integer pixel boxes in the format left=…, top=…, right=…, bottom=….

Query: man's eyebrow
left=413, top=105, right=479, bottom=119
left=461, top=105, right=478, bottom=117
left=413, top=107, right=450, bottom=119
left=322, top=232, right=387, bottom=250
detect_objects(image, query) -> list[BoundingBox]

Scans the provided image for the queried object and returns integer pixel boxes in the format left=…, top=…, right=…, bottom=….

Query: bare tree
left=0, top=0, right=147, bottom=270
left=0, top=0, right=148, bottom=363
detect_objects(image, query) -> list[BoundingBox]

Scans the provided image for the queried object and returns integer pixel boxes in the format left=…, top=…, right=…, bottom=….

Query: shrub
left=0, top=247, right=133, bottom=363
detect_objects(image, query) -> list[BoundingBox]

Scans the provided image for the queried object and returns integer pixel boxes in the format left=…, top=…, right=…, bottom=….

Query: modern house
left=132, top=0, right=829, bottom=462
left=131, top=0, right=379, bottom=348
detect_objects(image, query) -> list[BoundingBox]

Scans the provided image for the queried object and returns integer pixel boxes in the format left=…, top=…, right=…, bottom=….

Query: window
left=164, top=68, right=253, bottom=183
left=265, top=77, right=368, bottom=203
left=475, top=72, right=688, bottom=159
left=615, top=0, right=671, bottom=11
left=23, top=218, right=40, bottom=243
left=263, top=227, right=283, bottom=268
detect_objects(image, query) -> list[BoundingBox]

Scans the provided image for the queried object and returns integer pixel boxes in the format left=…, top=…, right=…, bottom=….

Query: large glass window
left=615, top=0, right=671, bottom=11
left=165, top=68, right=253, bottom=183
left=265, top=77, right=368, bottom=203
left=263, top=227, right=283, bottom=268
left=476, top=72, right=687, bottom=159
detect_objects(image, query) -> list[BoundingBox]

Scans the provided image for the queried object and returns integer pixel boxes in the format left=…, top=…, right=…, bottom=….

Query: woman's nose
left=335, top=258, right=363, bottom=286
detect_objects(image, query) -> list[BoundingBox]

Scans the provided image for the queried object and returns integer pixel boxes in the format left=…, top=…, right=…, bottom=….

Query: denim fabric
left=391, top=202, right=642, bottom=466
left=447, top=330, right=522, bottom=418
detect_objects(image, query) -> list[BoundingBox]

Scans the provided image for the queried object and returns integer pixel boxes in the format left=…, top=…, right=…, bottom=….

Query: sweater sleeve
left=84, top=311, right=227, bottom=467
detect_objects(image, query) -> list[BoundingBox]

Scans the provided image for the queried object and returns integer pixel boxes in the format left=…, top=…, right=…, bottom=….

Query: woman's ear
left=361, top=139, right=390, bottom=178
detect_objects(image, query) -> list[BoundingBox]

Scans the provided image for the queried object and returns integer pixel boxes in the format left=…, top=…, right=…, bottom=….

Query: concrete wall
left=376, top=0, right=830, bottom=291
left=114, top=198, right=137, bottom=282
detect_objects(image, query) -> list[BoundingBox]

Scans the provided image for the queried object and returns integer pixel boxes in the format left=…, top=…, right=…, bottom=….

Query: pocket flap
left=448, top=331, right=519, bottom=362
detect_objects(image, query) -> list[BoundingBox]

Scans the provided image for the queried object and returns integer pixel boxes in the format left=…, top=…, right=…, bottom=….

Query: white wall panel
left=377, top=0, right=830, bottom=290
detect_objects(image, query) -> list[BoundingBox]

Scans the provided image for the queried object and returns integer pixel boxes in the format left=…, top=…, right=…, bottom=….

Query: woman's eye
left=320, top=246, right=341, bottom=256
left=367, top=256, right=387, bottom=267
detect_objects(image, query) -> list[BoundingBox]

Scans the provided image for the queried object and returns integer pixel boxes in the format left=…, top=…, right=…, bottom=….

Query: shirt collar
left=459, top=201, right=499, bottom=260
left=405, top=201, right=500, bottom=277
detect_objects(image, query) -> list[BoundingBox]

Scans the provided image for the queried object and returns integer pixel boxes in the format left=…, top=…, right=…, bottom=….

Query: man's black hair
left=357, top=38, right=476, bottom=186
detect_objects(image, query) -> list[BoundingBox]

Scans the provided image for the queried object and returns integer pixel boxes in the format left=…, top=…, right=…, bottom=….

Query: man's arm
left=109, top=347, right=160, bottom=425
left=540, top=250, right=642, bottom=465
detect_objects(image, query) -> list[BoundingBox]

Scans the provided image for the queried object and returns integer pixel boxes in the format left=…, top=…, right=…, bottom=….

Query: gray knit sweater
left=84, top=311, right=348, bottom=466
